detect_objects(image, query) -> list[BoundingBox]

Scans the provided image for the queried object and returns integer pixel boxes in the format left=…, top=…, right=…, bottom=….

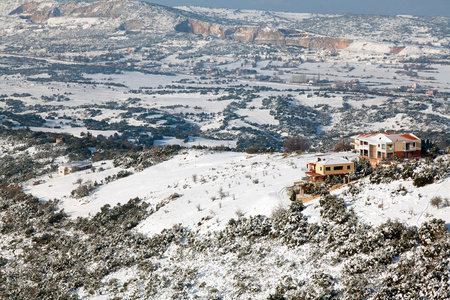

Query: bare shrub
left=430, top=196, right=443, bottom=209
left=219, top=187, right=226, bottom=199
left=271, top=203, right=287, bottom=221
left=283, top=136, right=310, bottom=153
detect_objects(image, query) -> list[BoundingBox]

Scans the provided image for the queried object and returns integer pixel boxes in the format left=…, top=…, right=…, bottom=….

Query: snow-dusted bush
left=369, top=165, right=401, bottom=184
left=376, top=220, right=450, bottom=299
left=116, top=170, right=132, bottom=178
left=305, top=271, right=338, bottom=299
left=342, top=183, right=362, bottom=196
left=319, top=194, right=354, bottom=224
left=354, top=157, right=373, bottom=178
left=113, top=145, right=181, bottom=170
left=412, top=169, right=435, bottom=187
left=361, top=155, right=450, bottom=188
left=417, top=218, right=447, bottom=246
left=377, top=219, right=418, bottom=252
left=400, top=160, right=417, bottom=179
left=71, top=180, right=95, bottom=198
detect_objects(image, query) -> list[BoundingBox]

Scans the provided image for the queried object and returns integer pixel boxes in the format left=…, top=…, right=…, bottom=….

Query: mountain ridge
left=2, top=0, right=449, bottom=53
left=8, top=0, right=354, bottom=50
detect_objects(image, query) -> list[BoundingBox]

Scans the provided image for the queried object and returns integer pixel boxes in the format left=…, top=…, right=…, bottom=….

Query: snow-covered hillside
left=25, top=150, right=351, bottom=232
left=25, top=150, right=450, bottom=236
left=4, top=146, right=447, bottom=299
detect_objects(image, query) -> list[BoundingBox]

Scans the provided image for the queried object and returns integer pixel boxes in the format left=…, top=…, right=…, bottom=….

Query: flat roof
left=60, top=161, right=92, bottom=168
left=309, top=157, right=354, bottom=166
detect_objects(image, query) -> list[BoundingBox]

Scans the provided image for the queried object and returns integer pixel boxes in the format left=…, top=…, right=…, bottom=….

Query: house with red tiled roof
left=351, top=132, right=421, bottom=167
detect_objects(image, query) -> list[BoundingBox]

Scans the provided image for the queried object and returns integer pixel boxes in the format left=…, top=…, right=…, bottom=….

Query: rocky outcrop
left=9, top=1, right=40, bottom=15
left=62, top=0, right=125, bottom=19
left=176, top=20, right=227, bottom=38
left=176, top=19, right=353, bottom=50
left=9, top=0, right=127, bottom=22
left=119, top=20, right=145, bottom=31
left=9, top=1, right=61, bottom=22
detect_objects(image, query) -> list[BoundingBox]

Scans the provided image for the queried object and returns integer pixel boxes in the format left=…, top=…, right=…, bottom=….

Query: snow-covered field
left=1, top=60, right=449, bottom=142
left=25, top=150, right=450, bottom=235
left=25, top=150, right=321, bottom=233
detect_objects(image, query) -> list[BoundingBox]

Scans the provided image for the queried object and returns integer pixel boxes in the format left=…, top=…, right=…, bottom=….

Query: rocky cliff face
left=9, top=1, right=353, bottom=50
left=9, top=1, right=39, bottom=15
left=9, top=1, right=62, bottom=23
left=176, top=19, right=353, bottom=50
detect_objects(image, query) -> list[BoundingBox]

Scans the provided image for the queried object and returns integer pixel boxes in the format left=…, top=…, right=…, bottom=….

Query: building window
left=320, top=167, right=322, bottom=171
left=325, top=167, right=331, bottom=171
left=382, top=144, right=386, bottom=150
left=377, top=151, right=382, bottom=158
left=406, top=143, right=410, bottom=150
left=412, top=142, right=416, bottom=147
left=347, top=165, right=350, bottom=170
left=334, top=166, right=343, bottom=171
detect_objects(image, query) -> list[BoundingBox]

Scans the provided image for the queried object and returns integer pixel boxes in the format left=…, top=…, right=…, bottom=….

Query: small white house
left=58, top=162, right=92, bottom=177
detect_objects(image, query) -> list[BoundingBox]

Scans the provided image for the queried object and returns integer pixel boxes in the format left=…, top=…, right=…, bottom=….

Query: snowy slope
left=25, top=150, right=450, bottom=236
left=305, top=174, right=450, bottom=227
left=26, top=151, right=355, bottom=232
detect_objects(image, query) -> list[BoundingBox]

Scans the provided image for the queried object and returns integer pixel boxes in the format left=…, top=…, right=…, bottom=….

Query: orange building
left=305, top=157, right=355, bottom=182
